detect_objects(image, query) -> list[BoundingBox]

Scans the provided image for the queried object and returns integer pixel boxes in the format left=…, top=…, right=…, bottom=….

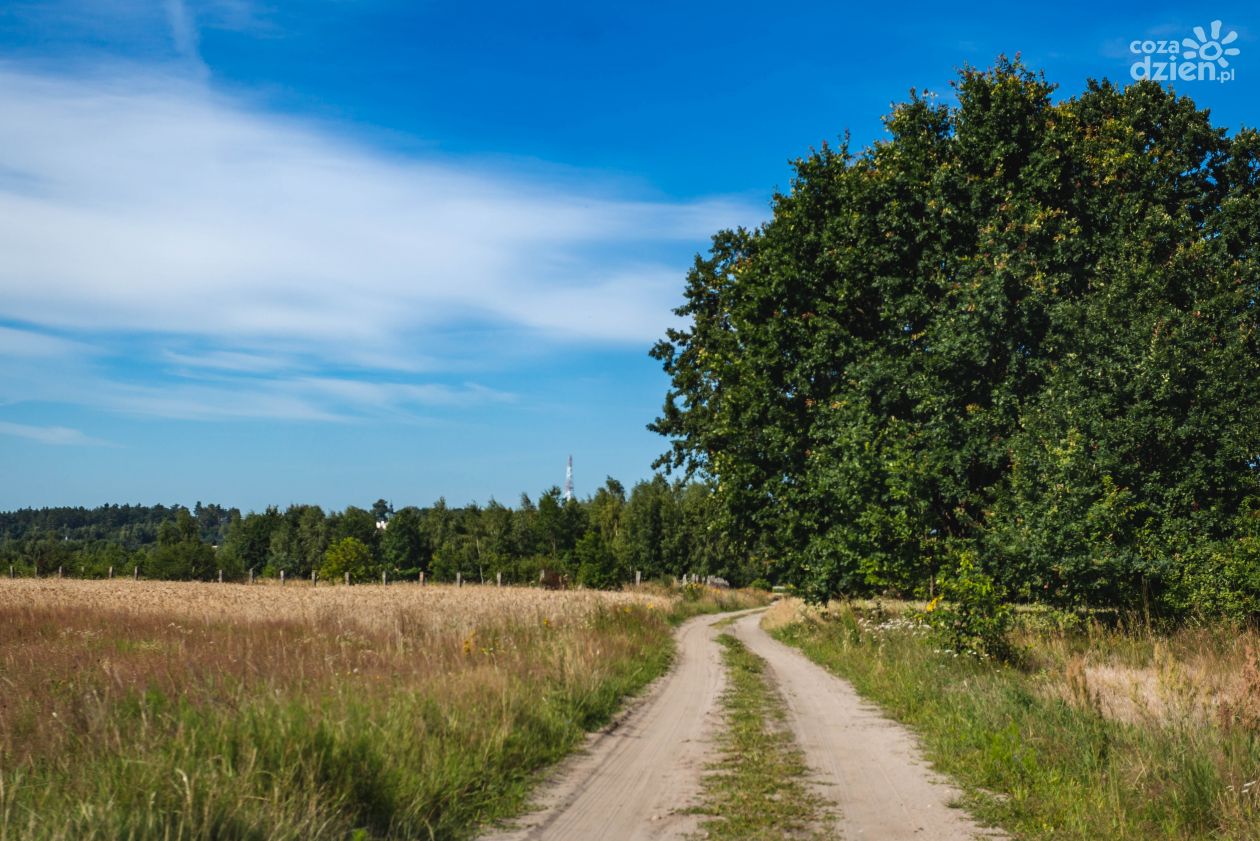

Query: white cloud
left=0, top=325, right=90, bottom=359
left=163, top=0, right=203, bottom=69
left=0, top=66, right=754, bottom=347
left=0, top=420, right=110, bottom=446
left=0, top=64, right=760, bottom=423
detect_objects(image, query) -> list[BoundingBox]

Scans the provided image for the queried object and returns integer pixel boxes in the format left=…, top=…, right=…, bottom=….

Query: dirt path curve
left=729, top=612, right=1003, bottom=840
left=481, top=610, right=758, bottom=841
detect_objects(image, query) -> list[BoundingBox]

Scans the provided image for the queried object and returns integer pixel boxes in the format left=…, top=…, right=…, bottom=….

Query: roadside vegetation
left=768, top=598, right=1260, bottom=840
left=0, top=579, right=765, bottom=841
left=696, top=631, right=838, bottom=840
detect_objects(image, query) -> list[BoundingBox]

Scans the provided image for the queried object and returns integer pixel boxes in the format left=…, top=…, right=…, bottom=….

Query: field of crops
left=0, top=579, right=746, bottom=840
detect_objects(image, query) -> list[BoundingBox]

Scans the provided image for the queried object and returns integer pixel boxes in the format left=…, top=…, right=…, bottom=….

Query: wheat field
left=0, top=578, right=744, bottom=841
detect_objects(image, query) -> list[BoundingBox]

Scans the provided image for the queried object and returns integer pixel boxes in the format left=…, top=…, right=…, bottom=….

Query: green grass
left=695, top=633, right=837, bottom=841
left=773, top=603, right=1260, bottom=840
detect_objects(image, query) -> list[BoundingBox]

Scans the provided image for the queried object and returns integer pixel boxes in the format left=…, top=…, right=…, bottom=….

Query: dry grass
left=0, top=578, right=662, bottom=631
left=0, top=579, right=706, bottom=840
left=1030, top=622, right=1260, bottom=732
left=759, top=597, right=815, bottom=632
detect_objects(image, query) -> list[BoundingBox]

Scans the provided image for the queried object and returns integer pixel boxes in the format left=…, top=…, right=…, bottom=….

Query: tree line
left=0, top=479, right=764, bottom=587
left=650, top=59, right=1260, bottom=618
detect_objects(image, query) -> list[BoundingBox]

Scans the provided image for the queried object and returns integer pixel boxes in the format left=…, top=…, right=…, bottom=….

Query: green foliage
left=144, top=509, right=217, bottom=580
left=320, top=537, right=374, bottom=583
left=651, top=58, right=1260, bottom=616
left=925, top=552, right=1013, bottom=660
left=380, top=506, right=427, bottom=577
left=0, top=480, right=756, bottom=588
left=574, top=531, right=622, bottom=590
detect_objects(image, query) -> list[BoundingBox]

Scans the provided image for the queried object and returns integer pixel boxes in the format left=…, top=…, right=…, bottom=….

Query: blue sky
left=0, top=1, right=1256, bottom=513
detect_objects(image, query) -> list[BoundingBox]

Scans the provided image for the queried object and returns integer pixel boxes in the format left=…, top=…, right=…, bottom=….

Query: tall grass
left=770, top=599, right=1260, bottom=839
left=0, top=580, right=765, bottom=841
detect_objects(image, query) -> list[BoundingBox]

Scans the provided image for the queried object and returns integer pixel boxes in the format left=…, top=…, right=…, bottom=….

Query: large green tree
left=652, top=60, right=1260, bottom=615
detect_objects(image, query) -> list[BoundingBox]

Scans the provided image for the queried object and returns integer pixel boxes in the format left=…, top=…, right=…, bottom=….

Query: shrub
left=925, top=551, right=1013, bottom=661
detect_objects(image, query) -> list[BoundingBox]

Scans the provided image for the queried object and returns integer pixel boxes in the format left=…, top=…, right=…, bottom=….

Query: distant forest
left=0, top=478, right=762, bottom=588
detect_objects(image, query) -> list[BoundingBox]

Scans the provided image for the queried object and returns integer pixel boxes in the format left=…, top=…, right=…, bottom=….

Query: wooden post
left=248, top=567, right=254, bottom=584
left=382, top=570, right=387, bottom=585
left=134, top=566, right=138, bottom=580
left=218, top=569, right=223, bottom=583
left=345, top=571, right=350, bottom=586
left=496, top=571, right=502, bottom=587
left=108, top=566, right=113, bottom=579
left=635, top=569, right=641, bottom=586
left=280, top=570, right=285, bottom=585
left=58, top=566, right=63, bottom=579
left=8, top=565, right=13, bottom=578
left=456, top=572, right=462, bottom=588
left=311, top=570, right=316, bottom=586
left=419, top=570, right=425, bottom=586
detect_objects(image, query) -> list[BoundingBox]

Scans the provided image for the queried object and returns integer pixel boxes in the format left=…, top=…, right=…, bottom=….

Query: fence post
left=456, top=572, right=462, bottom=588
left=248, top=567, right=254, bottom=584
left=496, top=571, right=502, bottom=587
left=312, top=570, right=316, bottom=586
left=108, top=566, right=113, bottom=579
left=8, top=565, right=13, bottom=578
left=218, top=569, right=223, bottom=583
left=280, top=570, right=285, bottom=585
left=382, top=570, right=387, bottom=586
left=419, top=570, right=425, bottom=586
left=134, top=566, right=138, bottom=580
left=58, top=566, right=63, bottom=579
left=345, top=571, right=350, bottom=586
left=635, top=569, right=641, bottom=586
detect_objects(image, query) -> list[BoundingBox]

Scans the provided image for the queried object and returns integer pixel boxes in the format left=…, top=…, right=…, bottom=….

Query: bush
left=320, top=537, right=373, bottom=583
left=925, top=551, right=1013, bottom=661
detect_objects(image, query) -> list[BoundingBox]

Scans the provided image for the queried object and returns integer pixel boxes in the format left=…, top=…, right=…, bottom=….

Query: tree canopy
left=651, top=59, right=1260, bottom=617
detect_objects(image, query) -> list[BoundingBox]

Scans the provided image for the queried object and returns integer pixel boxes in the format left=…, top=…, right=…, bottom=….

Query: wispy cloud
left=0, top=63, right=761, bottom=422
left=0, top=420, right=111, bottom=446
left=163, top=0, right=207, bottom=78
left=0, top=325, right=91, bottom=359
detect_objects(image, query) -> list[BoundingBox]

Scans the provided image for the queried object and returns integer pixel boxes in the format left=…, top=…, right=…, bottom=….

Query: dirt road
left=482, top=609, right=998, bottom=841
left=481, top=611, right=738, bottom=841
left=729, top=612, right=1000, bottom=840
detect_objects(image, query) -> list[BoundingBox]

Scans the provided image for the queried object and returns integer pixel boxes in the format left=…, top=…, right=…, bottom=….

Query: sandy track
left=482, top=608, right=999, bottom=841
left=729, top=612, right=1002, bottom=840
left=480, top=611, right=747, bottom=841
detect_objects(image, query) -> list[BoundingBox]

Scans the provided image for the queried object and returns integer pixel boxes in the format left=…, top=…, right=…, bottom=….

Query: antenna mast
left=564, top=455, right=574, bottom=502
